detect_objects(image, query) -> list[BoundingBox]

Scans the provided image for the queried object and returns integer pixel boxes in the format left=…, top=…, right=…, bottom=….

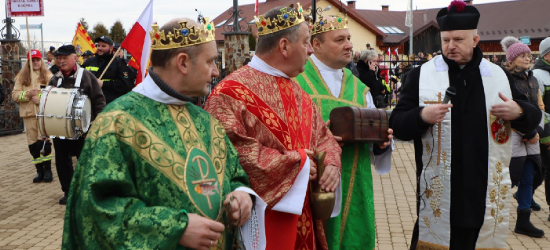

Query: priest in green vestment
left=295, top=15, right=393, bottom=250
left=62, top=18, right=267, bottom=250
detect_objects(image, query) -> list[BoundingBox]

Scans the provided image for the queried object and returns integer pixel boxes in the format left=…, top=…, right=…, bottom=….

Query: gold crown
left=310, top=14, right=348, bottom=36
left=254, top=2, right=306, bottom=36
left=150, top=18, right=216, bottom=50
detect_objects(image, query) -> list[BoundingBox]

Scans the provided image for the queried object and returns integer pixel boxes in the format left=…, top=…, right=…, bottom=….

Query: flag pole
left=98, top=46, right=122, bottom=80
left=409, top=0, right=413, bottom=56
left=25, top=16, right=38, bottom=114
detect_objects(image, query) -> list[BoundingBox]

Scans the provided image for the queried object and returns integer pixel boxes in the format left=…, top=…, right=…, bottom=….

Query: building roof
left=356, top=0, right=550, bottom=44
left=355, top=8, right=438, bottom=44
left=211, top=0, right=386, bottom=42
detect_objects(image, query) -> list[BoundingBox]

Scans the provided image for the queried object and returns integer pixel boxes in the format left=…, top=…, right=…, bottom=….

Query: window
left=376, top=25, right=405, bottom=35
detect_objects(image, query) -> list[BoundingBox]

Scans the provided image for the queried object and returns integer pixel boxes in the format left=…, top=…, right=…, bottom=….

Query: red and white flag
left=120, top=0, right=154, bottom=86
left=255, top=0, right=259, bottom=16
left=393, top=48, right=398, bottom=56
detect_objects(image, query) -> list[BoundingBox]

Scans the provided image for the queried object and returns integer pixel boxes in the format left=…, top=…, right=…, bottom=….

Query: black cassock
left=389, top=47, right=541, bottom=249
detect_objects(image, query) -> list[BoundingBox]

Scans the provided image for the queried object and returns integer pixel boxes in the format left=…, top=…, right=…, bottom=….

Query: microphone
left=442, top=86, right=456, bottom=104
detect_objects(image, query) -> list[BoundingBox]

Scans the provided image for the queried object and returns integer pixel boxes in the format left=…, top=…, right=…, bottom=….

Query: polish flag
left=255, top=0, right=259, bottom=16
left=120, top=0, right=154, bottom=86
left=393, top=48, right=398, bottom=56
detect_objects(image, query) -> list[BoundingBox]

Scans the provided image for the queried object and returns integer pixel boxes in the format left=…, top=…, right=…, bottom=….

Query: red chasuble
left=205, top=65, right=341, bottom=250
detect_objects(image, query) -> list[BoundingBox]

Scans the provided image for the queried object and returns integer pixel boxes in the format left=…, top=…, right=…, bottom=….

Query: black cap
left=83, top=50, right=94, bottom=56
left=57, top=45, right=76, bottom=55
left=94, top=35, right=114, bottom=46
left=437, top=1, right=480, bottom=31
left=113, top=43, right=120, bottom=50
left=49, top=46, right=55, bottom=52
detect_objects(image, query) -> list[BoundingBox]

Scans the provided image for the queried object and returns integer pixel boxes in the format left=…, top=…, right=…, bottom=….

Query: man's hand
left=318, top=164, right=340, bottom=192
left=368, top=60, right=377, bottom=71
left=523, top=133, right=539, bottom=144
left=326, top=119, right=344, bottom=147
left=378, top=128, right=393, bottom=149
left=421, top=104, right=453, bottom=124
left=179, top=213, right=225, bottom=250
left=31, top=95, right=40, bottom=104
left=305, top=149, right=317, bottom=181
left=97, top=79, right=104, bottom=88
left=490, top=92, right=522, bottom=121
left=223, top=191, right=253, bottom=227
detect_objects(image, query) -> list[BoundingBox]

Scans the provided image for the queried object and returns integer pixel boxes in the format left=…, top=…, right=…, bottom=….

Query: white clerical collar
left=310, top=54, right=342, bottom=74
left=248, top=55, right=290, bottom=78
left=132, top=74, right=188, bottom=105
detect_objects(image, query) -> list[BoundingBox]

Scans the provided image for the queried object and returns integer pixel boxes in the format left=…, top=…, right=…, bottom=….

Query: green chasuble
left=62, top=91, right=250, bottom=250
left=296, top=58, right=375, bottom=250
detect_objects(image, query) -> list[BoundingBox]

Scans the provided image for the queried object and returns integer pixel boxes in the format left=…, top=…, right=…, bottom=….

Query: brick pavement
left=0, top=133, right=549, bottom=249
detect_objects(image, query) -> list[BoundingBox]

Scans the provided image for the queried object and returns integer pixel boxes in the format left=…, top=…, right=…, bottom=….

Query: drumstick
left=40, top=139, right=46, bottom=155
left=98, top=47, right=123, bottom=80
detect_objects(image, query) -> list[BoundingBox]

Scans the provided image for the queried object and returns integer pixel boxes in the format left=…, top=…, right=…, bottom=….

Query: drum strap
left=57, top=68, right=85, bottom=88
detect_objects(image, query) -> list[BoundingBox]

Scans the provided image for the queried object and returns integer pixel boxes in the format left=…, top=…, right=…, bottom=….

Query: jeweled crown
left=254, top=3, right=306, bottom=36
left=150, top=18, right=216, bottom=50
left=310, top=14, right=348, bottom=36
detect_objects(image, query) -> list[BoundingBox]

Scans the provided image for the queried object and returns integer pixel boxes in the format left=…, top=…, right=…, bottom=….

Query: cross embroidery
left=424, top=92, right=442, bottom=165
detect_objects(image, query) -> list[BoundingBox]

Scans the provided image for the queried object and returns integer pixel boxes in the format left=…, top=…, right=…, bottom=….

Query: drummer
left=12, top=50, right=54, bottom=184
left=48, top=45, right=106, bottom=205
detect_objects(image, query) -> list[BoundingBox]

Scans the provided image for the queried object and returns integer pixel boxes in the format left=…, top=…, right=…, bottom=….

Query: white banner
left=11, top=0, right=40, bottom=12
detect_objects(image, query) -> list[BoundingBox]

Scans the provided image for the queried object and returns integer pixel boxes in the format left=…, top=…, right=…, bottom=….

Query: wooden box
left=329, top=107, right=389, bottom=143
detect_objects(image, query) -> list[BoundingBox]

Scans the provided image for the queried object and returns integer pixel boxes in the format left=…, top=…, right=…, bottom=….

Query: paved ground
left=0, top=133, right=549, bottom=249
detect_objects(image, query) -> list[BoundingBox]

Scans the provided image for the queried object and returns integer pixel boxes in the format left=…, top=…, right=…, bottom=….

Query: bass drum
left=37, top=86, right=92, bottom=140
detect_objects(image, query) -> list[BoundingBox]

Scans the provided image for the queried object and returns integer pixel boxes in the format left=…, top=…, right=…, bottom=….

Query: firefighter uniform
left=83, top=36, right=134, bottom=104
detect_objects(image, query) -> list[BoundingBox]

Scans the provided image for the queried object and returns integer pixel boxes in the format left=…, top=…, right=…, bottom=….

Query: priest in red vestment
left=205, top=4, right=342, bottom=250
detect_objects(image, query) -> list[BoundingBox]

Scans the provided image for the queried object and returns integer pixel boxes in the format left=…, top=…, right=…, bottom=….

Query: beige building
left=211, top=0, right=386, bottom=53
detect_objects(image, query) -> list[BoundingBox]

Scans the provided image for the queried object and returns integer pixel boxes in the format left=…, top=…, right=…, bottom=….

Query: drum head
left=37, top=86, right=54, bottom=138
left=81, top=98, right=92, bottom=133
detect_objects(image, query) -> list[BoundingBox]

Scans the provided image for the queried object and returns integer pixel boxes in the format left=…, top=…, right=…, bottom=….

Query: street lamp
left=0, top=6, right=20, bottom=40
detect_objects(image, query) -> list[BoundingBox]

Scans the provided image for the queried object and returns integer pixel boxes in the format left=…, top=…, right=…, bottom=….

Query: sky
left=1, top=0, right=513, bottom=49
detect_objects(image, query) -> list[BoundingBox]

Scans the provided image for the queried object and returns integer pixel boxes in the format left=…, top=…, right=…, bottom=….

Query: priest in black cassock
left=389, top=1, right=542, bottom=249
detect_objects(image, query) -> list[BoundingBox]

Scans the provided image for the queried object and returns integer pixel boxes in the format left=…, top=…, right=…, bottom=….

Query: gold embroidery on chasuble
left=490, top=161, right=509, bottom=236
left=168, top=106, right=227, bottom=220
left=90, top=110, right=225, bottom=221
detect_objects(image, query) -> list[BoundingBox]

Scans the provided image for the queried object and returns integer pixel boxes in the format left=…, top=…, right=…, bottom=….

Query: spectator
left=357, top=49, right=386, bottom=108
left=366, top=43, right=373, bottom=50
left=492, top=54, right=500, bottom=65
left=533, top=36, right=550, bottom=222
left=501, top=36, right=545, bottom=238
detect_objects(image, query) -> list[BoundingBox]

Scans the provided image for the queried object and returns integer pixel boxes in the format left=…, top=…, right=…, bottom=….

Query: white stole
left=417, top=56, right=512, bottom=250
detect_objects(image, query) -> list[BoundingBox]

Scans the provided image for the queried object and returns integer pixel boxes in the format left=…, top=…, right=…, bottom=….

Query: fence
left=0, top=58, right=24, bottom=136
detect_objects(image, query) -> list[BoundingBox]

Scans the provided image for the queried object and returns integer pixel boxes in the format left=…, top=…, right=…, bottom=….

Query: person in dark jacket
left=49, top=50, right=60, bottom=75
left=501, top=36, right=545, bottom=238
left=357, top=49, right=386, bottom=108
left=82, top=36, right=134, bottom=104
left=390, top=2, right=542, bottom=248
left=49, top=45, right=106, bottom=205
left=533, top=37, right=550, bottom=222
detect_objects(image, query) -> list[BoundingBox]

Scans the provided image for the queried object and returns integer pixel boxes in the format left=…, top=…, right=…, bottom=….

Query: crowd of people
left=3, top=0, right=550, bottom=249
left=11, top=35, right=136, bottom=204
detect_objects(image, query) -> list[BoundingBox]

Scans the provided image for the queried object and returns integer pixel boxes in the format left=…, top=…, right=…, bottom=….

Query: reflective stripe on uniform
left=86, top=66, right=99, bottom=72
left=40, top=154, right=52, bottom=162
left=32, top=154, right=53, bottom=164
left=102, top=79, right=113, bottom=82
left=20, top=91, right=26, bottom=102
left=31, top=157, right=41, bottom=164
